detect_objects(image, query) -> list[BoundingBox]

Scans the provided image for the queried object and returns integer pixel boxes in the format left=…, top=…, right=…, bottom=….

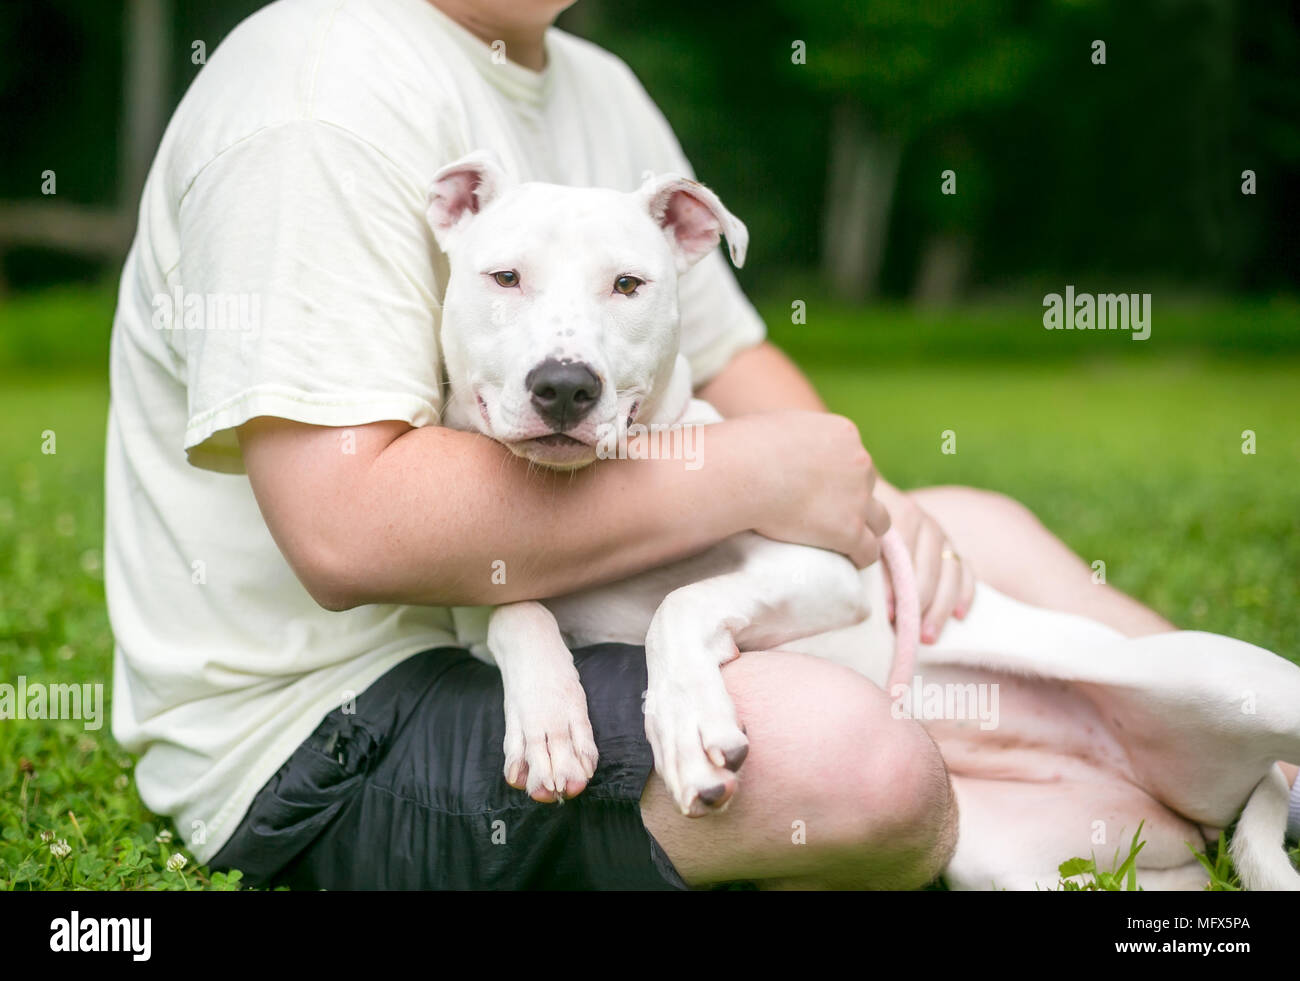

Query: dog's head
left=426, top=150, right=747, bottom=470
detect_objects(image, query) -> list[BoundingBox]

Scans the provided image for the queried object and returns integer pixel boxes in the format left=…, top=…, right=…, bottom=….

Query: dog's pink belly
left=946, top=773, right=1209, bottom=883
left=918, top=664, right=1138, bottom=783
left=923, top=663, right=1210, bottom=878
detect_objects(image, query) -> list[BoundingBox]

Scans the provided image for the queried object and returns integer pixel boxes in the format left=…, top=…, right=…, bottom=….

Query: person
left=106, top=0, right=1189, bottom=890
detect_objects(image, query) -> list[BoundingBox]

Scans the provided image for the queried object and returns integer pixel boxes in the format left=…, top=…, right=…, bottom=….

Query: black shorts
left=208, top=644, right=688, bottom=890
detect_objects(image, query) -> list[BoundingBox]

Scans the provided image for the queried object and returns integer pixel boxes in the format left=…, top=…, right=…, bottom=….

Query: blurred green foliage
left=574, top=0, right=1300, bottom=293
left=3, top=0, right=1298, bottom=300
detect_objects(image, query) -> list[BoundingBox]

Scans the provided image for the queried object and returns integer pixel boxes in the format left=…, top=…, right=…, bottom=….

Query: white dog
left=425, top=150, right=1300, bottom=890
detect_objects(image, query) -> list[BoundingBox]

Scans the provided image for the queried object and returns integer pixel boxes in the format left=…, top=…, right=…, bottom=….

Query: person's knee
left=858, top=716, right=959, bottom=888
left=644, top=654, right=958, bottom=889
left=911, top=485, right=1053, bottom=592
left=740, top=655, right=958, bottom=889
left=916, top=485, right=1044, bottom=535
left=811, top=701, right=957, bottom=889
left=974, top=487, right=1047, bottom=536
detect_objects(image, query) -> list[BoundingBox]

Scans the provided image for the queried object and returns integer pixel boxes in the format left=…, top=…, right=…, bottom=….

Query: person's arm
left=697, top=341, right=976, bottom=639
left=237, top=410, right=890, bottom=611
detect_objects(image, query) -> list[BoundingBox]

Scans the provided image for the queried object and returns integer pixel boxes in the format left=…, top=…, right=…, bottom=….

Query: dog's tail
left=1230, top=765, right=1300, bottom=890
left=880, top=527, right=920, bottom=694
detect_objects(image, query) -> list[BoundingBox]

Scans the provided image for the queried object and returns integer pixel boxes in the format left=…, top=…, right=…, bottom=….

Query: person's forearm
left=697, top=341, right=827, bottom=415
left=243, top=418, right=762, bottom=610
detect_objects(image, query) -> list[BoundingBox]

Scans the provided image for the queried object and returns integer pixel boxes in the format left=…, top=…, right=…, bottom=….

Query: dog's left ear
left=637, top=174, right=748, bottom=273
left=426, top=150, right=511, bottom=250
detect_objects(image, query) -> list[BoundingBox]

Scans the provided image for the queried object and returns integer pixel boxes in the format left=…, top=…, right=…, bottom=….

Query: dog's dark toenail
left=698, top=783, right=728, bottom=805
left=722, top=743, right=749, bottom=771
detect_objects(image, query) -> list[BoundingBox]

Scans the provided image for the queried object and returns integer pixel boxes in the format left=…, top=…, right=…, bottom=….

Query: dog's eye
left=613, top=275, right=643, bottom=296
left=492, top=270, right=520, bottom=288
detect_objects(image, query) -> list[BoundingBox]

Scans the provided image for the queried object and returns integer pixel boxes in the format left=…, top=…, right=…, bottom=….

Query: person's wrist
left=711, top=417, right=773, bottom=534
left=874, top=479, right=910, bottom=522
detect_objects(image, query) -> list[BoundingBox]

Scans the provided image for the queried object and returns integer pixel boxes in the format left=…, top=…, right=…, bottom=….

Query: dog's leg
left=644, top=541, right=869, bottom=816
left=1230, top=766, right=1300, bottom=890
left=487, top=601, right=598, bottom=802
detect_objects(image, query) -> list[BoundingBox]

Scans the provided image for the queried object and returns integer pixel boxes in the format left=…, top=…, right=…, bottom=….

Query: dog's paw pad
left=716, top=741, right=748, bottom=772
left=504, top=704, right=599, bottom=803
left=700, top=719, right=750, bottom=773
left=697, top=782, right=729, bottom=806
left=646, top=698, right=748, bottom=817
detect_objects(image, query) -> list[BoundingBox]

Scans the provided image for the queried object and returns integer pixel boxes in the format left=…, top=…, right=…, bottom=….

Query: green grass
left=1, top=286, right=1298, bottom=889
left=1055, top=823, right=1149, bottom=891
left=810, top=356, right=1300, bottom=656
left=0, top=373, right=237, bottom=888
left=758, top=292, right=1300, bottom=366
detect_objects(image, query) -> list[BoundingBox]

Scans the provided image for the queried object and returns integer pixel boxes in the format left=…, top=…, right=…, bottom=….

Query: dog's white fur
left=426, top=150, right=1300, bottom=888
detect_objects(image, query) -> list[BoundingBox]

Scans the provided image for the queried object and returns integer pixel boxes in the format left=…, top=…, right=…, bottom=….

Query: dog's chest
left=544, top=536, right=755, bottom=648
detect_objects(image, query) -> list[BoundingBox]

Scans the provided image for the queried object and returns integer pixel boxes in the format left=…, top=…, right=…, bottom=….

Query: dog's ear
left=637, top=173, right=748, bottom=273
left=426, top=150, right=510, bottom=249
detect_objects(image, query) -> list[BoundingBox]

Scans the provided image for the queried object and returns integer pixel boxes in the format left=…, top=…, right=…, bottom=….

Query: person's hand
left=880, top=491, right=976, bottom=644
left=733, top=411, right=892, bottom=569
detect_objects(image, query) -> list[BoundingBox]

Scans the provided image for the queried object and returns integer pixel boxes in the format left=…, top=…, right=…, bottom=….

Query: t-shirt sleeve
left=174, top=120, right=446, bottom=473
left=611, top=64, right=767, bottom=386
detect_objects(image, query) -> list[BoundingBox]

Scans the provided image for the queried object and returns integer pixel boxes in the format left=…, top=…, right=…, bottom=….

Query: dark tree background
left=2, top=0, right=1297, bottom=300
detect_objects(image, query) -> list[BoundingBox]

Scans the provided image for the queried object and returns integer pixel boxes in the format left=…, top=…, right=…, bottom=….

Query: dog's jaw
left=505, top=433, right=598, bottom=471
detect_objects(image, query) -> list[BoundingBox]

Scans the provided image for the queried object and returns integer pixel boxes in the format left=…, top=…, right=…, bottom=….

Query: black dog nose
left=525, top=359, right=602, bottom=430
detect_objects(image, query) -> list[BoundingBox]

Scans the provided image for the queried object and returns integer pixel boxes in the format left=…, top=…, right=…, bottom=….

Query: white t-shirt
left=106, top=0, right=765, bottom=863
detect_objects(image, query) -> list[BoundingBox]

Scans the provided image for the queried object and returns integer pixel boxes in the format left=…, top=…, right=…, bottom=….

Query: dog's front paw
left=644, top=685, right=749, bottom=817
left=502, top=678, right=599, bottom=803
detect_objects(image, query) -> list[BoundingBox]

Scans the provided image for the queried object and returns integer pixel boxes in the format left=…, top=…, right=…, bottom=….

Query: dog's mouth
left=506, top=432, right=597, bottom=470
left=531, top=433, right=586, bottom=449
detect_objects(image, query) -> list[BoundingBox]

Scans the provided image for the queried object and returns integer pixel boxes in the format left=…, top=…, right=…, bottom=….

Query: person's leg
left=210, top=646, right=683, bottom=890
left=910, top=485, right=1174, bottom=638
left=213, top=645, right=955, bottom=890
left=642, top=650, right=958, bottom=889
